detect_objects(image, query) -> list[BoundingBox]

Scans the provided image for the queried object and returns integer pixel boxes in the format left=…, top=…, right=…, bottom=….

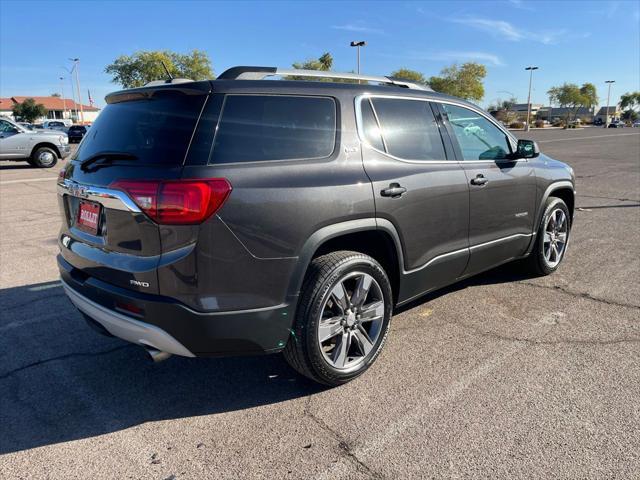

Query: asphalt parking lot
left=1, top=128, right=639, bottom=479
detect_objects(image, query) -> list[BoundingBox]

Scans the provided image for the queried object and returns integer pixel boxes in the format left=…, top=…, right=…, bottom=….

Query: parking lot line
left=538, top=132, right=640, bottom=143
left=0, top=177, right=57, bottom=185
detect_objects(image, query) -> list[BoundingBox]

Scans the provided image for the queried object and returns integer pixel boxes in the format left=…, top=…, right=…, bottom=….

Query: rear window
left=75, top=90, right=206, bottom=166
left=210, top=95, right=336, bottom=164
left=370, top=97, right=445, bottom=161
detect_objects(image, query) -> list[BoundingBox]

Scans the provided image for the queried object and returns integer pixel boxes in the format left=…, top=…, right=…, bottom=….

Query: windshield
left=75, top=90, right=206, bottom=166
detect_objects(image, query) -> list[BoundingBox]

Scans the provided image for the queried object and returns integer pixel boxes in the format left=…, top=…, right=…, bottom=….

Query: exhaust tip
left=144, top=347, right=172, bottom=363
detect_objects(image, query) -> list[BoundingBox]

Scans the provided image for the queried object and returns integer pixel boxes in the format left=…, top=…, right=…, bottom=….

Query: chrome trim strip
left=404, top=247, right=468, bottom=274
left=404, top=233, right=534, bottom=275
left=57, top=179, right=141, bottom=212
left=62, top=279, right=195, bottom=357
left=468, top=233, right=534, bottom=251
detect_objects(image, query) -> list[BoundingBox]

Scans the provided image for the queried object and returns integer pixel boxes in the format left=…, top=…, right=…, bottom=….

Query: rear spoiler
left=105, top=80, right=212, bottom=104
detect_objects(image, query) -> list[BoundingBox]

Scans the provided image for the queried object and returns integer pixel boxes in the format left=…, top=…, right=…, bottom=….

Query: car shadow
left=0, top=163, right=35, bottom=170
left=0, top=262, right=535, bottom=454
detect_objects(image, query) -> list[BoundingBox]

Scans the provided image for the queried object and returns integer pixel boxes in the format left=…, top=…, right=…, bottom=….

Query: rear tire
left=524, top=197, right=571, bottom=276
left=31, top=147, right=58, bottom=168
left=284, top=251, right=393, bottom=386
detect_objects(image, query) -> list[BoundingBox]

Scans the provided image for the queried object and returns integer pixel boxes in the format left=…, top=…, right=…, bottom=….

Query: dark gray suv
left=57, top=67, right=575, bottom=385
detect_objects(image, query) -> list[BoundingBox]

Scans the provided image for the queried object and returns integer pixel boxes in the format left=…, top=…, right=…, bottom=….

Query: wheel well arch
left=311, top=229, right=401, bottom=304
left=30, top=143, right=61, bottom=159
left=548, top=186, right=575, bottom=220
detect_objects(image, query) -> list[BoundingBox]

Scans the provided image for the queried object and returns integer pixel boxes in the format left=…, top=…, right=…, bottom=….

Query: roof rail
left=217, top=66, right=432, bottom=91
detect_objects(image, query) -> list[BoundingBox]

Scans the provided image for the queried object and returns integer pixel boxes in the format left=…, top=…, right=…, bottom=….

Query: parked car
left=608, top=120, right=625, bottom=128
left=67, top=125, right=89, bottom=143
left=57, top=67, right=575, bottom=386
left=42, top=120, right=68, bottom=131
left=633, top=120, right=640, bottom=128
left=0, top=117, right=70, bottom=167
left=593, top=118, right=604, bottom=126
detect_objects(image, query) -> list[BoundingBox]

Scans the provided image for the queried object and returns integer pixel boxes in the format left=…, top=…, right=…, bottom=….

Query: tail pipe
left=144, top=346, right=172, bottom=363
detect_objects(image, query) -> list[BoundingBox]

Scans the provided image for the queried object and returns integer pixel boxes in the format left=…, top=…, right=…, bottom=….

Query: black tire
left=31, top=146, right=58, bottom=168
left=524, top=197, right=571, bottom=276
left=283, top=251, right=393, bottom=386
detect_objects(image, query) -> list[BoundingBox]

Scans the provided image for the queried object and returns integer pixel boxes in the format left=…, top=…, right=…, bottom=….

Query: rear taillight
left=110, top=179, right=232, bottom=225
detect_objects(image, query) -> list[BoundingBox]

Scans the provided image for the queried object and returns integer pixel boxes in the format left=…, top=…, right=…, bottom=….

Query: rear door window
left=211, top=95, right=336, bottom=164
left=370, top=97, right=446, bottom=161
left=75, top=90, right=207, bottom=166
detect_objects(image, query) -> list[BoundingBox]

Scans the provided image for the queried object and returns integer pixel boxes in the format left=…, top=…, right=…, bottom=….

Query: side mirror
left=516, top=139, right=540, bottom=159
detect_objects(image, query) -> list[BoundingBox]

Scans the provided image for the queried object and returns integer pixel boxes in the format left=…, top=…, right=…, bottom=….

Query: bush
left=552, top=120, right=565, bottom=127
left=535, top=120, right=545, bottom=128
left=509, top=121, right=525, bottom=129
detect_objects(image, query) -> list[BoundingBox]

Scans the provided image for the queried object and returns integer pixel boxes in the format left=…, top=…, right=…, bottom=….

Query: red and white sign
left=77, top=201, right=100, bottom=234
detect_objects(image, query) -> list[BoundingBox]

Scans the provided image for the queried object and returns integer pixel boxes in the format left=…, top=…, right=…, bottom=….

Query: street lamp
left=604, top=80, right=615, bottom=128
left=61, top=66, right=77, bottom=121
left=524, top=66, right=539, bottom=132
left=69, top=58, right=84, bottom=124
left=350, top=41, right=366, bottom=75
left=59, top=77, right=67, bottom=120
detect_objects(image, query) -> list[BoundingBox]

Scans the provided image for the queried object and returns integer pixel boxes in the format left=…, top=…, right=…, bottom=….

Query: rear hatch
left=58, top=82, right=211, bottom=294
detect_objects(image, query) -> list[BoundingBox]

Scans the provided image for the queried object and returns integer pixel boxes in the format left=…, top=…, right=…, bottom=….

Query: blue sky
left=1, top=0, right=638, bottom=108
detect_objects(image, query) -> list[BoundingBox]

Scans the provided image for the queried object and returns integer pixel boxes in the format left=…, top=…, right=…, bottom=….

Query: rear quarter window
left=210, top=95, right=336, bottom=164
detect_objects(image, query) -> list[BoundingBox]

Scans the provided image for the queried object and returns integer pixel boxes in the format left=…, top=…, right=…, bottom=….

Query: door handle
left=381, top=183, right=407, bottom=198
left=470, top=174, right=489, bottom=186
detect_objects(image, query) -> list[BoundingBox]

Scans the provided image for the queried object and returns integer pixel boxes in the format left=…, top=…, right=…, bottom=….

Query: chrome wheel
left=543, top=208, right=568, bottom=268
left=318, top=271, right=385, bottom=370
left=37, top=150, right=55, bottom=166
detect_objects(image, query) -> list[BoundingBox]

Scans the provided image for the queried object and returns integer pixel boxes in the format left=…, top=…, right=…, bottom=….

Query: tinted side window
left=442, top=104, right=511, bottom=160
left=370, top=98, right=445, bottom=161
left=360, top=98, right=384, bottom=151
left=211, top=95, right=336, bottom=164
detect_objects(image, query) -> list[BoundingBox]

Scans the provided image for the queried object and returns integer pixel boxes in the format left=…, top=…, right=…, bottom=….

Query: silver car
left=0, top=117, right=70, bottom=167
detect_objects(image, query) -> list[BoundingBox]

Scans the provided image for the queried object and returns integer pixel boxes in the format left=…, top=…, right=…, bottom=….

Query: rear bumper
left=59, top=255, right=295, bottom=357
left=63, top=279, right=195, bottom=357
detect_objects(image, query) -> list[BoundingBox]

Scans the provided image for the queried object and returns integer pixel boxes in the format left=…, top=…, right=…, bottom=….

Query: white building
left=0, top=96, right=100, bottom=124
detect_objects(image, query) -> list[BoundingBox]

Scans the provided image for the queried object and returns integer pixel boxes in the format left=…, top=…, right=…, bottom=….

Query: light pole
left=350, top=41, right=366, bottom=75
left=62, top=66, right=77, bottom=121
left=59, top=77, right=67, bottom=120
left=524, top=66, right=539, bottom=131
left=604, top=80, right=615, bottom=128
left=69, top=58, right=84, bottom=123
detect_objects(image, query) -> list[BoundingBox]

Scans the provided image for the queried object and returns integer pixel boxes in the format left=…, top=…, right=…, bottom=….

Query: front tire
left=284, top=251, right=393, bottom=386
left=525, top=197, right=571, bottom=276
left=31, top=147, right=58, bottom=168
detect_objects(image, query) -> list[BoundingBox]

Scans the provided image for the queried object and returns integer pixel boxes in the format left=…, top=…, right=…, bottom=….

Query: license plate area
left=76, top=200, right=102, bottom=235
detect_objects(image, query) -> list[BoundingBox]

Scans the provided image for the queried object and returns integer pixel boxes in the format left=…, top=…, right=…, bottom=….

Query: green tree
left=105, top=49, right=213, bottom=88
left=619, top=92, right=640, bottom=110
left=547, top=82, right=598, bottom=121
left=12, top=98, right=47, bottom=123
left=389, top=68, right=428, bottom=85
left=292, top=52, right=333, bottom=71
left=428, top=62, right=487, bottom=101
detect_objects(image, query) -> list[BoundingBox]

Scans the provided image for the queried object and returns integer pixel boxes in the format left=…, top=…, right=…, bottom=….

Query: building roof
left=596, top=106, right=619, bottom=115
left=0, top=96, right=100, bottom=112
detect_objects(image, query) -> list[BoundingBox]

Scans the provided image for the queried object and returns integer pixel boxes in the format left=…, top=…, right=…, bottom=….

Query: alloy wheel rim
left=317, top=271, right=385, bottom=370
left=543, top=208, right=568, bottom=268
left=38, top=151, right=55, bottom=166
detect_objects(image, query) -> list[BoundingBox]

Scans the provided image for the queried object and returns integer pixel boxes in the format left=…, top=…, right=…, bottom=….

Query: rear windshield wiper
left=80, top=151, right=138, bottom=171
